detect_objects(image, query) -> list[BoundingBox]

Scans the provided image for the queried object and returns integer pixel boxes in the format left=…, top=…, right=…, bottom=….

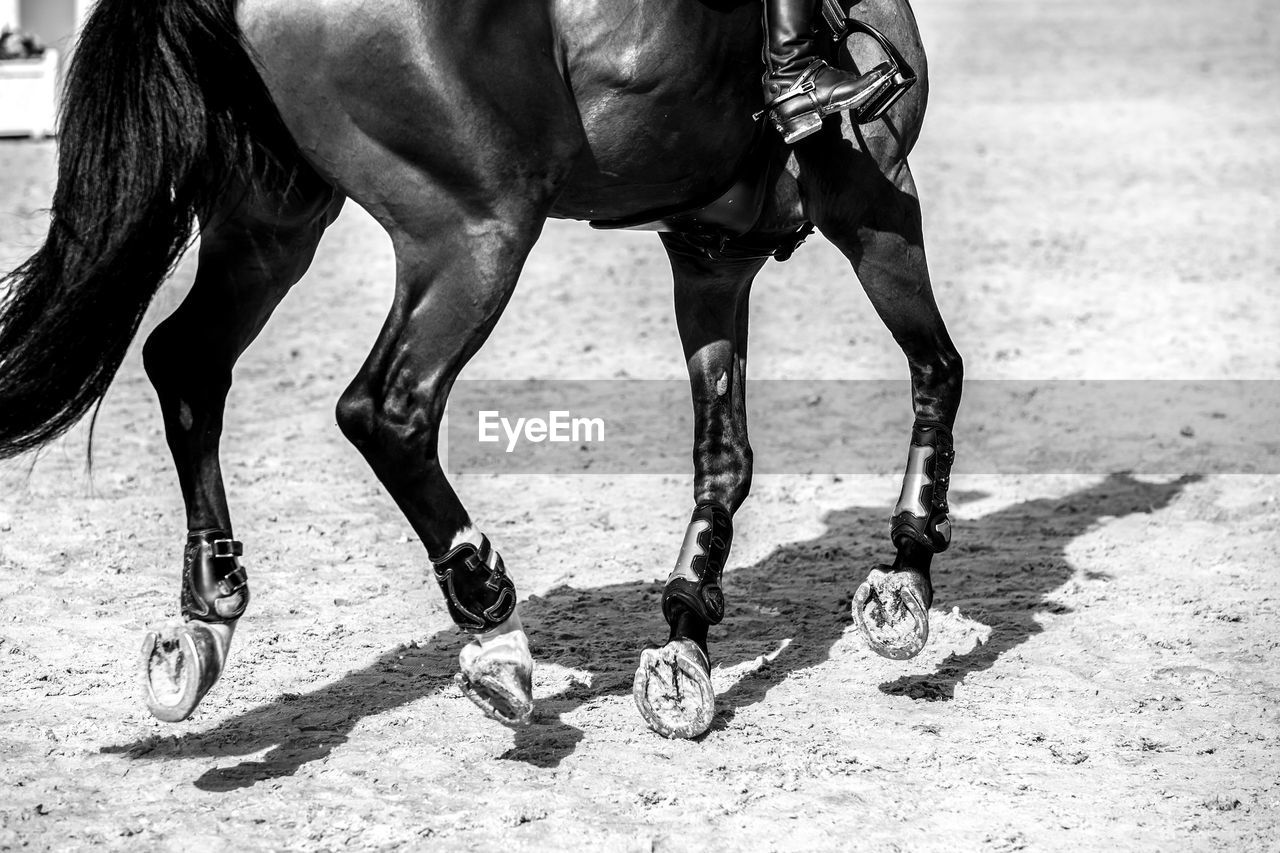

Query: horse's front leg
left=805, top=145, right=963, bottom=660
left=634, top=239, right=765, bottom=739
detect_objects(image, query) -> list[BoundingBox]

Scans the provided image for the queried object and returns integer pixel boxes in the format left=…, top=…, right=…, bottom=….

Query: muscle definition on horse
left=0, top=0, right=961, bottom=739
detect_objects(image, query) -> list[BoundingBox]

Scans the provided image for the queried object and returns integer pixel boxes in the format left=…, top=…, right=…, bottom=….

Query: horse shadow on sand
left=103, top=472, right=1195, bottom=789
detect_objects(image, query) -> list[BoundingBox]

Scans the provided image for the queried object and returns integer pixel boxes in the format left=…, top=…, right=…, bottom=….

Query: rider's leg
left=762, top=0, right=898, bottom=143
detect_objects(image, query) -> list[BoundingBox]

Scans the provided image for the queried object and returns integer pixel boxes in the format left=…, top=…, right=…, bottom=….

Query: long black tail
left=0, top=0, right=294, bottom=459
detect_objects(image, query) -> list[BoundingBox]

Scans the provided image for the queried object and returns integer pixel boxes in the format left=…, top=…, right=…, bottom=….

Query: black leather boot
left=763, top=0, right=897, bottom=143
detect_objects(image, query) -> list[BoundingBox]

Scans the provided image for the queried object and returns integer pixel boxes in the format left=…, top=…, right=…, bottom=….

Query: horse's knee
left=726, top=443, right=754, bottom=509
left=905, top=344, right=963, bottom=423
left=696, top=441, right=753, bottom=512
left=927, top=347, right=964, bottom=395
left=935, top=347, right=963, bottom=383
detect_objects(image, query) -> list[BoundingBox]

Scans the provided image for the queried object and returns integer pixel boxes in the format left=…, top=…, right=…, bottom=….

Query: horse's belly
left=550, top=0, right=764, bottom=220
left=238, top=0, right=766, bottom=223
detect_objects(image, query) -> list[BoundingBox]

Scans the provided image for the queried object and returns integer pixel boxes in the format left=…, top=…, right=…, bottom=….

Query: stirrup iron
left=818, top=9, right=919, bottom=124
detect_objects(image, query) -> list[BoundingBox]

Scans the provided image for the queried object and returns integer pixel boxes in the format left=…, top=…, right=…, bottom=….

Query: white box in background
left=0, top=48, right=56, bottom=138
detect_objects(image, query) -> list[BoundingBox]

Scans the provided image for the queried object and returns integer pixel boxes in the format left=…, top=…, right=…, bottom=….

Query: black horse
left=0, top=0, right=961, bottom=739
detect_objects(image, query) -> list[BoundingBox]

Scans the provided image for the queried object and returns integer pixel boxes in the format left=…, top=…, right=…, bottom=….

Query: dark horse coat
left=0, top=0, right=960, bottom=736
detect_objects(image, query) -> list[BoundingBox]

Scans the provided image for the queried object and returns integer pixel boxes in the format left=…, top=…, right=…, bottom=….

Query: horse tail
left=0, top=0, right=294, bottom=459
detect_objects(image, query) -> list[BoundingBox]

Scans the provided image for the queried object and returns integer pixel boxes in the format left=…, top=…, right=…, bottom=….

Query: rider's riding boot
left=762, top=0, right=897, bottom=143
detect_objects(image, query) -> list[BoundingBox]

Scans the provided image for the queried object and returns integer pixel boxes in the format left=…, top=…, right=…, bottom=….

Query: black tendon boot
left=762, top=0, right=898, bottom=143
left=890, top=421, right=954, bottom=554
left=181, top=529, right=249, bottom=623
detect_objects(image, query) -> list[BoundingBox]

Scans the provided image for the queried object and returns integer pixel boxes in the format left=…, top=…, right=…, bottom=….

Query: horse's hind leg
left=334, top=195, right=561, bottom=725
left=260, top=1, right=588, bottom=725
left=634, top=240, right=765, bottom=739
left=139, top=171, right=343, bottom=721
left=329, top=142, right=580, bottom=725
left=802, top=144, right=962, bottom=660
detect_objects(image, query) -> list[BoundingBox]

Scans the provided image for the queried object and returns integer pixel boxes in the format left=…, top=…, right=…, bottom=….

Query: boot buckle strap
left=218, top=565, right=249, bottom=596
left=211, top=538, right=243, bottom=559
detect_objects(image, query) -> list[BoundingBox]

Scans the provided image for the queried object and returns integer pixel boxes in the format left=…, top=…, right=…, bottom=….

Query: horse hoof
left=852, top=566, right=931, bottom=660
left=457, top=629, right=534, bottom=726
left=632, top=640, right=715, bottom=739
left=139, top=620, right=231, bottom=722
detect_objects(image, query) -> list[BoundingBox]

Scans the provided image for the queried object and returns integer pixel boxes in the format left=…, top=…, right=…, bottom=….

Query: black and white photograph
left=0, top=0, right=1276, bottom=849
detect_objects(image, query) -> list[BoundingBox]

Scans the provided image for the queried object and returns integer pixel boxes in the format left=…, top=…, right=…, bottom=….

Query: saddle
left=587, top=7, right=916, bottom=261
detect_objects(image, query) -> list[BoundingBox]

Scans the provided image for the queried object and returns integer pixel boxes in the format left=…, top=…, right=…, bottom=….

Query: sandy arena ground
left=1, top=0, right=1278, bottom=849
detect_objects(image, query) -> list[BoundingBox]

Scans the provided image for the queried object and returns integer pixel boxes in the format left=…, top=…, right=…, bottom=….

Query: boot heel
left=772, top=108, right=822, bottom=144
